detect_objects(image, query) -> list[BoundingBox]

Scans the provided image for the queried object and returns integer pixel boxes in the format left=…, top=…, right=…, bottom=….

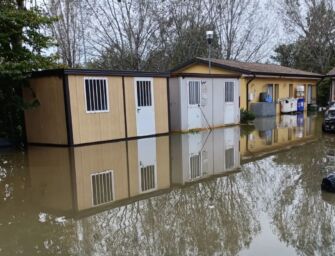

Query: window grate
left=85, top=78, right=108, bottom=112
left=225, top=82, right=234, bottom=102
left=91, top=171, right=114, bottom=206
left=190, top=154, right=201, bottom=179
left=141, top=165, right=155, bottom=191
left=225, top=148, right=235, bottom=170
left=137, top=80, right=152, bottom=107
left=189, top=81, right=201, bottom=105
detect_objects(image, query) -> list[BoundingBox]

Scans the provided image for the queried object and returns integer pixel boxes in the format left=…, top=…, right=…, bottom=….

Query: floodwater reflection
left=1, top=114, right=334, bottom=256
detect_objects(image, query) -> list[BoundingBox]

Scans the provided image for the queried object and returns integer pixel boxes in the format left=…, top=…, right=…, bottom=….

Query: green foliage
left=0, top=0, right=56, bottom=142
left=271, top=2, right=335, bottom=106
left=240, top=108, right=255, bottom=123
left=318, top=77, right=332, bottom=106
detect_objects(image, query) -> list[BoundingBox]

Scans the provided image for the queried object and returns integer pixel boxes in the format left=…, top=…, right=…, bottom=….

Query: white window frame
left=189, top=152, right=202, bottom=180
left=134, top=77, right=154, bottom=108
left=224, top=80, right=235, bottom=104
left=188, top=80, right=202, bottom=106
left=91, top=170, right=115, bottom=207
left=84, top=77, right=110, bottom=113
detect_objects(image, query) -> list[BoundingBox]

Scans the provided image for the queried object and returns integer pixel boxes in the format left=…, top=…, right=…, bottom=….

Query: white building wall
left=170, top=77, right=240, bottom=131
left=170, top=126, right=240, bottom=185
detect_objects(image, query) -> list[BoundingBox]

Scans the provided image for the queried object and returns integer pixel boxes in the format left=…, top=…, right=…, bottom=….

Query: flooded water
left=1, top=113, right=334, bottom=255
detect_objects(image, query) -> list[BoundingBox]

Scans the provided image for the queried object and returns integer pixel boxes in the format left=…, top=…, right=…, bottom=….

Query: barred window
left=91, top=171, right=114, bottom=206
left=140, top=165, right=156, bottom=192
left=85, top=78, right=109, bottom=112
left=225, top=148, right=234, bottom=170
left=189, top=81, right=201, bottom=105
left=137, top=80, right=152, bottom=107
left=190, top=154, right=201, bottom=179
left=225, top=82, right=234, bottom=102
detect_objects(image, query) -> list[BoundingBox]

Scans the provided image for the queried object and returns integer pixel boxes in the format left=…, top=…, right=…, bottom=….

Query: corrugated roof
left=327, top=67, right=335, bottom=76
left=196, top=57, right=322, bottom=77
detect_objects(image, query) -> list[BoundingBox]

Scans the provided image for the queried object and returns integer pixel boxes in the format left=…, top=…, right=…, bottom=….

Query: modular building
left=28, top=136, right=170, bottom=214
left=170, top=126, right=240, bottom=185
left=24, top=69, right=169, bottom=146
left=169, top=58, right=321, bottom=131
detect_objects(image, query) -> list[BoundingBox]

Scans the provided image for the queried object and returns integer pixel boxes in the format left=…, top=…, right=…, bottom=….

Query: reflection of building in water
left=28, top=136, right=170, bottom=215
left=240, top=114, right=317, bottom=160
left=171, top=126, right=240, bottom=185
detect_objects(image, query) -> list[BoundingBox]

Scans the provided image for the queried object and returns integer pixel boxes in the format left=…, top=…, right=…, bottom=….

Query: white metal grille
left=137, top=80, right=152, bottom=107
left=225, top=82, right=234, bottom=102
left=190, top=154, right=201, bottom=179
left=91, top=171, right=114, bottom=206
left=85, top=78, right=108, bottom=112
left=225, top=148, right=234, bottom=170
left=141, top=165, right=155, bottom=191
left=189, top=81, right=201, bottom=105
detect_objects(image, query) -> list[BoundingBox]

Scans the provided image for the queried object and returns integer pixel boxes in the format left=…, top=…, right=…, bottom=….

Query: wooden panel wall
left=68, top=75, right=126, bottom=144
left=124, top=77, right=137, bottom=138
left=240, top=77, right=319, bottom=113
left=177, top=63, right=240, bottom=76
left=128, top=136, right=170, bottom=197
left=73, top=141, right=128, bottom=211
left=124, top=77, right=169, bottom=137
left=154, top=78, right=169, bottom=134
left=28, top=147, right=73, bottom=212
left=24, top=76, right=68, bottom=145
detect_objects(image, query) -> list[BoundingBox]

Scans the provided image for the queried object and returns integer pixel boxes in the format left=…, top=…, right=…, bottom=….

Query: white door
left=224, top=81, right=236, bottom=124
left=188, top=80, right=202, bottom=129
left=137, top=138, right=157, bottom=193
left=135, top=78, right=155, bottom=136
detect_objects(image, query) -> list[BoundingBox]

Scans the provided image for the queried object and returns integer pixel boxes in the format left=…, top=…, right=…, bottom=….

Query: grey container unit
left=169, top=77, right=240, bottom=132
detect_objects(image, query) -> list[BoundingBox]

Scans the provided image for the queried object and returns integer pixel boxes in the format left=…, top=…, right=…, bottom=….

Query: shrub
left=240, top=108, right=256, bottom=123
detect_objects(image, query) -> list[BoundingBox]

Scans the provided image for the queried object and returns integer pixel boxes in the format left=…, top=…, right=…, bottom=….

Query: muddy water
left=0, top=114, right=334, bottom=256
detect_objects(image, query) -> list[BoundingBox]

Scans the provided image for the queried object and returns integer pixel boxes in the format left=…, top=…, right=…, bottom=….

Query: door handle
left=137, top=108, right=140, bottom=112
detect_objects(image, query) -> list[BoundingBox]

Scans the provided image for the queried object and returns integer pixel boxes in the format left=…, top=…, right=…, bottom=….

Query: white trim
left=83, top=77, right=110, bottom=113
left=187, top=79, right=202, bottom=106
left=90, top=170, right=115, bottom=207
left=189, top=152, right=202, bottom=180
left=224, top=80, right=235, bottom=104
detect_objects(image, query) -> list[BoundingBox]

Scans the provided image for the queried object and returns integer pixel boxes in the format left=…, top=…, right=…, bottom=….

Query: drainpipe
left=246, top=74, right=256, bottom=111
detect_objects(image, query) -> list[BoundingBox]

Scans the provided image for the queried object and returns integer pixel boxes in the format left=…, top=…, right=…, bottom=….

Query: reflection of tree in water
left=71, top=173, right=260, bottom=256
left=264, top=138, right=335, bottom=255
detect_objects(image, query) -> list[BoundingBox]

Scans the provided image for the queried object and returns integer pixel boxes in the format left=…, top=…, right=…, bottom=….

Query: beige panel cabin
left=27, top=136, right=171, bottom=215
left=169, top=58, right=322, bottom=132
left=24, top=69, right=169, bottom=146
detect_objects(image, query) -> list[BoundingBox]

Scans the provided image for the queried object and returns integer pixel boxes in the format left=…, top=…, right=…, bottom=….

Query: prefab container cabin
left=170, top=58, right=322, bottom=131
left=24, top=69, right=169, bottom=146
left=27, top=136, right=170, bottom=214
left=170, top=60, right=241, bottom=132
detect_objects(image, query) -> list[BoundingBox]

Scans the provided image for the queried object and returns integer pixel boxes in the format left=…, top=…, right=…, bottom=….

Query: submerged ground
left=0, top=114, right=334, bottom=256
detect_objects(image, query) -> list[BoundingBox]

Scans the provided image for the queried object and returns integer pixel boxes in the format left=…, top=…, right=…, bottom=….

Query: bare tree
left=85, top=0, right=162, bottom=70
left=275, top=0, right=335, bottom=73
left=43, top=0, right=89, bottom=67
left=211, top=0, right=274, bottom=62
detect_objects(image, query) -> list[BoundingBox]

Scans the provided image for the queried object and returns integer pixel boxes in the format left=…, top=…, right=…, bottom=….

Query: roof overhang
left=171, top=58, right=323, bottom=79
left=31, top=69, right=170, bottom=78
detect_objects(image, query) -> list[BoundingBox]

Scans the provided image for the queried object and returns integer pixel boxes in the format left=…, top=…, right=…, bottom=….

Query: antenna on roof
left=206, top=31, right=214, bottom=74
